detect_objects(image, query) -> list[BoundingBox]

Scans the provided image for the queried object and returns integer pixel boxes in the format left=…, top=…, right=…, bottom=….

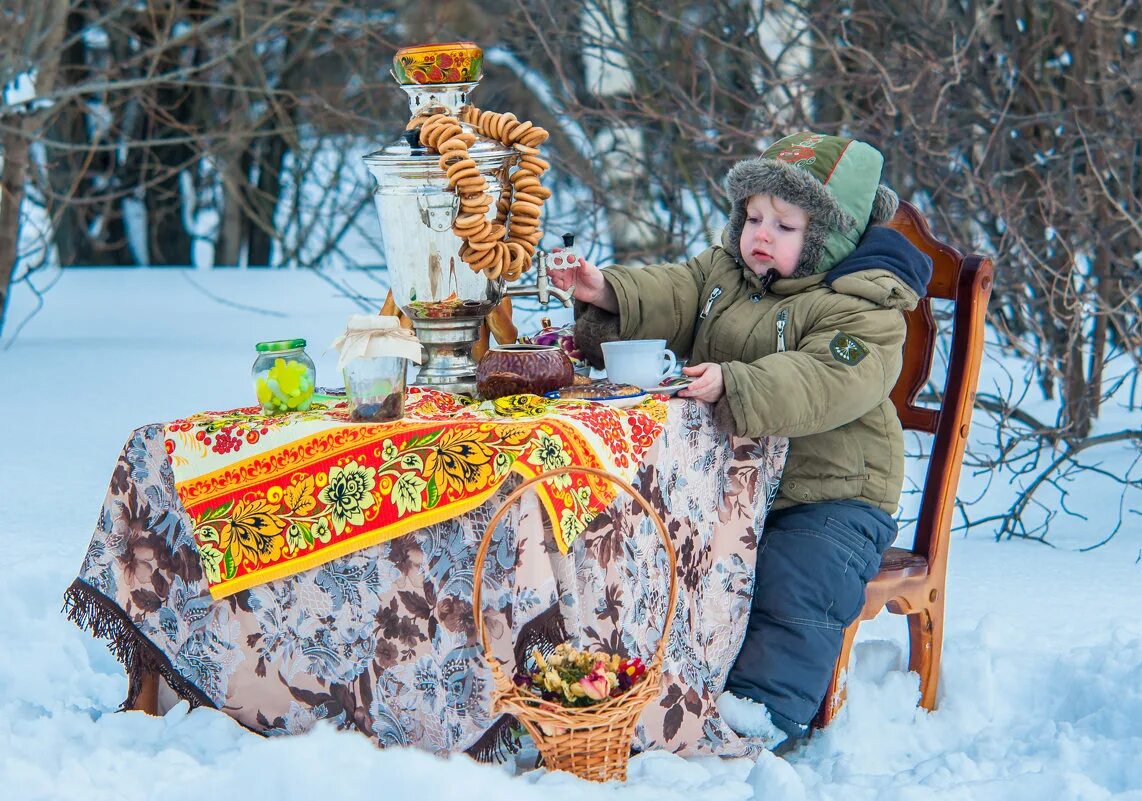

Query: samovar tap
left=505, top=232, right=575, bottom=307
left=506, top=250, right=573, bottom=307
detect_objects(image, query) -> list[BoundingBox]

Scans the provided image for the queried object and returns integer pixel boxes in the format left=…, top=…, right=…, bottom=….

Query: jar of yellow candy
left=252, top=339, right=317, bottom=414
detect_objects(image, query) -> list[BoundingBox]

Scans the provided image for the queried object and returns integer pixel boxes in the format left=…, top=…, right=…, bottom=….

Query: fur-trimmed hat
left=724, top=132, right=900, bottom=277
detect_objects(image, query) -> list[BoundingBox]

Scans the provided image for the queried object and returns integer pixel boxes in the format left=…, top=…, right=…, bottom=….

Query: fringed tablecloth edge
left=461, top=714, right=520, bottom=764
left=463, top=604, right=574, bottom=763
left=62, top=578, right=217, bottom=713
left=60, top=577, right=546, bottom=766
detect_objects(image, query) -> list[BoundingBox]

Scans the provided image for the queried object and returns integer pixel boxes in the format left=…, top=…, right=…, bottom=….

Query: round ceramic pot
left=393, top=41, right=483, bottom=85
left=476, top=344, right=573, bottom=400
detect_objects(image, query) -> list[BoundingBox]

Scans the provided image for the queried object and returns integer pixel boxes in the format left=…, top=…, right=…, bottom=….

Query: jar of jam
left=330, top=315, right=422, bottom=423
left=344, top=355, right=407, bottom=422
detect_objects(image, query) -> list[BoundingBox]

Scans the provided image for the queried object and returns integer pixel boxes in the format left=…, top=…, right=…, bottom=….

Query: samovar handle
left=417, top=194, right=460, bottom=233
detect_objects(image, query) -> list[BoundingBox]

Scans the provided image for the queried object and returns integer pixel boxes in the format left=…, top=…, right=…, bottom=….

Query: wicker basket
left=472, top=466, right=678, bottom=783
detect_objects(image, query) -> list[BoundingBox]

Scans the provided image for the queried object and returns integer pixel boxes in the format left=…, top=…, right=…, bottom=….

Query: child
left=548, top=131, right=933, bottom=749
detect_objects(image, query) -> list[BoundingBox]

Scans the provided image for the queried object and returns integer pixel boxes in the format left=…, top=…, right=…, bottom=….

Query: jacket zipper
left=699, top=286, right=723, bottom=319
left=776, top=309, right=788, bottom=352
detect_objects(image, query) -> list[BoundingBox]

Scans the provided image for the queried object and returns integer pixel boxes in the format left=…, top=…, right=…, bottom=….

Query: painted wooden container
left=393, top=41, right=483, bottom=85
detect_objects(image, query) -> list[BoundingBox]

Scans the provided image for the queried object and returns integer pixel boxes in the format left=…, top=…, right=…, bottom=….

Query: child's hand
left=548, top=252, right=608, bottom=306
left=678, top=363, right=724, bottom=402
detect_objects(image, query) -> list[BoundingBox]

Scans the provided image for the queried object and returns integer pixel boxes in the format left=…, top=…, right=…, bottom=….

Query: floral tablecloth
left=65, top=398, right=787, bottom=760
left=163, top=388, right=667, bottom=598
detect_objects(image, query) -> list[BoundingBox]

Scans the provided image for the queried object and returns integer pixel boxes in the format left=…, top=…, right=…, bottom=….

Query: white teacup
left=601, top=339, right=677, bottom=389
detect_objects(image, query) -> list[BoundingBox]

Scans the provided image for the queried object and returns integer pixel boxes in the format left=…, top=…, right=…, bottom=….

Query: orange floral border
left=164, top=389, right=666, bottom=599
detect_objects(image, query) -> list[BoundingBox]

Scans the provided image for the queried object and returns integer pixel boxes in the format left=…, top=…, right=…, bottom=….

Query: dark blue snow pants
left=723, top=499, right=897, bottom=736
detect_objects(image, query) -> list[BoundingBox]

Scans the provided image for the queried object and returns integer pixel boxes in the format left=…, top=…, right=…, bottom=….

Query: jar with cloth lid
left=253, top=339, right=317, bottom=414
left=330, top=315, right=423, bottom=422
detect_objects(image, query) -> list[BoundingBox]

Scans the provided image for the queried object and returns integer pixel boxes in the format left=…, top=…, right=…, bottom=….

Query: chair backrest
left=884, top=202, right=994, bottom=576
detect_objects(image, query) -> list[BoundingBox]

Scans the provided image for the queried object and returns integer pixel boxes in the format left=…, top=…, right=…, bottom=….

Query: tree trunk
left=245, top=19, right=310, bottom=268
left=40, top=6, right=140, bottom=266
left=0, top=130, right=31, bottom=334
left=215, top=150, right=251, bottom=267
left=0, top=0, right=71, bottom=336
left=141, top=49, right=198, bottom=266
left=580, top=0, right=657, bottom=264
left=247, top=133, right=288, bottom=267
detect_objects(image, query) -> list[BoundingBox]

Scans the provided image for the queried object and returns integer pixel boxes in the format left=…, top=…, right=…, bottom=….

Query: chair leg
left=907, top=597, right=944, bottom=711
left=813, top=619, right=859, bottom=728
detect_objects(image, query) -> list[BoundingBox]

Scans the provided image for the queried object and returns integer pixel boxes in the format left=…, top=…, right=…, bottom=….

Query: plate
left=545, top=382, right=647, bottom=408
left=596, top=392, right=648, bottom=409
left=648, top=377, right=693, bottom=396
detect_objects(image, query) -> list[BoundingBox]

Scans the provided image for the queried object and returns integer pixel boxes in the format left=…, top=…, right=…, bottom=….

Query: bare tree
left=0, top=0, right=70, bottom=333
left=2, top=0, right=411, bottom=284
left=810, top=0, right=1140, bottom=440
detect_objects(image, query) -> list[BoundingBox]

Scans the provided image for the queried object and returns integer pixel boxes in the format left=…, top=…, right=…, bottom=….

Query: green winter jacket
left=579, top=227, right=932, bottom=515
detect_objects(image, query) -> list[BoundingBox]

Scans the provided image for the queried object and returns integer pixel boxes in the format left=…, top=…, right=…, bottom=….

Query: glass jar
left=252, top=339, right=317, bottom=414
left=343, top=356, right=407, bottom=422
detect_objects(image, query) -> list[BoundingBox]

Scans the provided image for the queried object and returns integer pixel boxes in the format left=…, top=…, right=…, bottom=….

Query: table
left=65, top=395, right=786, bottom=761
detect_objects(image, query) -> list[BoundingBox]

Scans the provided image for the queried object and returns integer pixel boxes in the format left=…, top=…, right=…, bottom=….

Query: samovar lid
left=363, top=126, right=509, bottom=166
left=363, top=80, right=514, bottom=176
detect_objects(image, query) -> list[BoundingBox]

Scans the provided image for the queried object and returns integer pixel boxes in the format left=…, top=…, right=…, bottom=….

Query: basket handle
left=471, top=466, right=679, bottom=678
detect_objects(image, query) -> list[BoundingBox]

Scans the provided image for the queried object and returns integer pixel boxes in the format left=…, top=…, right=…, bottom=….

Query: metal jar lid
left=255, top=338, right=307, bottom=352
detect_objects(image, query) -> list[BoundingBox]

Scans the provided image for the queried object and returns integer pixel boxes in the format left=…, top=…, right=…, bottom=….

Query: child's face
left=739, top=194, right=808, bottom=277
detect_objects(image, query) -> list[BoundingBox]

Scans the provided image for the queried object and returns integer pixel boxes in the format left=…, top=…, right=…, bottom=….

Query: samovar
left=363, top=48, right=571, bottom=396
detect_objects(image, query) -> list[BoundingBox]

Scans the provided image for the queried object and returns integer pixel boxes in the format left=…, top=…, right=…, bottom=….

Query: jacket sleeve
left=717, top=301, right=906, bottom=438
left=601, top=249, right=715, bottom=358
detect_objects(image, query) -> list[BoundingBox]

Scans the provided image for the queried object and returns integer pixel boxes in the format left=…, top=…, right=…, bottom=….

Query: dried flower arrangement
left=512, top=644, right=648, bottom=707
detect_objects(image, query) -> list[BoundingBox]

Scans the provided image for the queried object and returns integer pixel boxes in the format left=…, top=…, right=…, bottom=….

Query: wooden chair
left=813, top=201, right=994, bottom=727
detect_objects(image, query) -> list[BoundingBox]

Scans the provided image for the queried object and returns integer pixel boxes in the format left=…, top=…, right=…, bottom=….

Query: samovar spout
left=505, top=250, right=574, bottom=308
left=545, top=286, right=575, bottom=308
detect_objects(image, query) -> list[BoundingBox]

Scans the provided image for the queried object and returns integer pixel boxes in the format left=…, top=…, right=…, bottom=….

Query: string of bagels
left=407, top=107, right=550, bottom=282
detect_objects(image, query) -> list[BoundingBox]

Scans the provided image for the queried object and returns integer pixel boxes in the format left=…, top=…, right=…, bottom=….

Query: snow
left=1, top=269, right=1139, bottom=800
left=2, top=71, right=43, bottom=112
left=715, top=692, right=789, bottom=747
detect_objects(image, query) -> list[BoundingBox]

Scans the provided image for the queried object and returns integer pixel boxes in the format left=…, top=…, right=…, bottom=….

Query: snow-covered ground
left=1, top=269, right=1138, bottom=801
